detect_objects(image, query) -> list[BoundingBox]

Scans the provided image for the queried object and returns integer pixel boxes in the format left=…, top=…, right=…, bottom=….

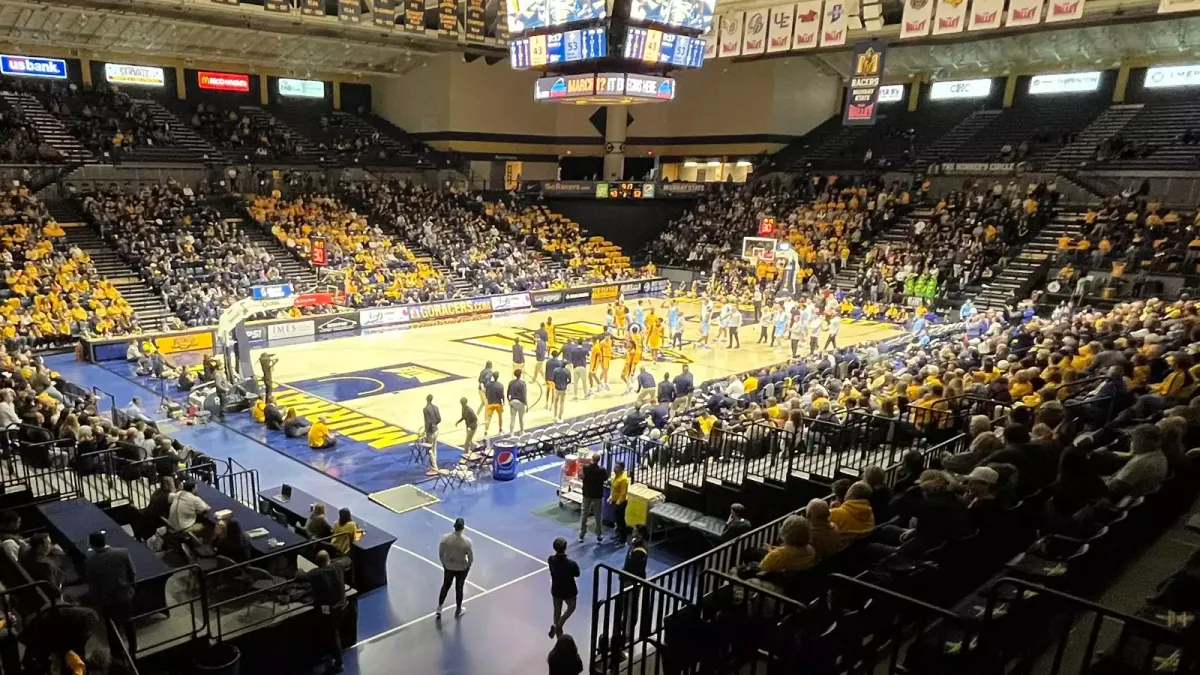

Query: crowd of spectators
left=623, top=293, right=1200, bottom=602
left=1, top=184, right=137, bottom=344
left=1055, top=191, right=1199, bottom=286
left=643, top=175, right=906, bottom=304
left=849, top=179, right=1055, bottom=307
left=489, top=199, right=652, bottom=285
left=0, top=104, right=60, bottom=163
left=346, top=182, right=565, bottom=294
left=34, top=82, right=176, bottom=157
left=188, top=103, right=304, bottom=161
left=81, top=184, right=318, bottom=327
left=250, top=191, right=449, bottom=307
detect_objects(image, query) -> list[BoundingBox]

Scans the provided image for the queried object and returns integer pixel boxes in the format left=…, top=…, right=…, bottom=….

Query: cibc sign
left=198, top=71, right=251, bottom=93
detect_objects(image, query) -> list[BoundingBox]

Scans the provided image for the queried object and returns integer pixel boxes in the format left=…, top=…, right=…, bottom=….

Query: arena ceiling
left=0, top=0, right=1195, bottom=79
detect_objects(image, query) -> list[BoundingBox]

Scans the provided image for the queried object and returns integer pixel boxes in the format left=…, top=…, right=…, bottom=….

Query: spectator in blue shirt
left=550, top=362, right=571, bottom=421
left=656, top=372, right=675, bottom=405
left=635, top=367, right=657, bottom=406
left=672, top=364, right=694, bottom=413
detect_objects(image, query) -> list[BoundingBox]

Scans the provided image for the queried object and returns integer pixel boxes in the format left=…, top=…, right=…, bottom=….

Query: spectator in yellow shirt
left=308, top=415, right=337, bottom=450
left=608, top=461, right=631, bottom=543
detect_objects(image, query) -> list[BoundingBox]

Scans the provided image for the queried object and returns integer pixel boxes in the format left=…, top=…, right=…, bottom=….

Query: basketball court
left=213, top=297, right=904, bottom=495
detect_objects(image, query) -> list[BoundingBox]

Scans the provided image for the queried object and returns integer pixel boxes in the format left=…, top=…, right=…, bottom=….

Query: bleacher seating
left=944, top=100, right=1107, bottom=167
left=1084, top=94, right=1200, bottom=171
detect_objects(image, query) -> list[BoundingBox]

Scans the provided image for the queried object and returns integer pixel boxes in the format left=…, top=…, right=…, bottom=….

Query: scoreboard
left=510, top=27, right=609, bottom=69
left=623, top=27, right=705, bottom=69
left=506, top=0, right=608, bottom=33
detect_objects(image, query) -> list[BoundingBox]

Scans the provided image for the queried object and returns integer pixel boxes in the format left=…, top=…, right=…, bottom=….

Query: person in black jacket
left=547, top=537, right=580, bottom=639
left=85, top=531, right=137, bottom=655
left=296, top=550, right=347, bottom=673
left=578, top=454, right=608, bottom=544
left=548, top=634, right=583, bottom=675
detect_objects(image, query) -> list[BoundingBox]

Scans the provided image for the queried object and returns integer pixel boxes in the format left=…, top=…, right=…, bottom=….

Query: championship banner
left=766, top=4, right=795, bottom=53
left=792, top=0, right=822, bottom=49
left=302, top=0, right=324, bottom=16
left=405, top=0, right=426, bottom=30
left=496, top=0, right=510, bottom=39
left=339, top=0, right=362, bottom=21
left=900, top=0, right=933, bottom=38
left=265, top=0, right=290, bottom=12
left=843, top=39, right=886, bottom=126
left=374, top=0, right=397, bottom=27
left=703, top=32, right=719, bottom=59
left=439, top=0, right=459, bottom=34
left=1006, top=0, right=1042, bottom=26
left=932, top=0, right=967, bottom=34
left=969, top=0, right=1003, bottom=29
left=821, top=0, right=847, bottom=47
left=1159, top=0, right=1200, bottom=13
left=719, top=12, right=744, bottom=57
left=504, top=161, right=522, bottom=190
left=464, top=0, right=486, bottom=40
left=741, top=9, right=768, bottom=55
left=1045, top=0, right=1083, bottom=21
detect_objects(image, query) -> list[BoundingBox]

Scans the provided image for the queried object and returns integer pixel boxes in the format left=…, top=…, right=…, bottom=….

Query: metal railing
left=589, top=563, right=697, bottom=675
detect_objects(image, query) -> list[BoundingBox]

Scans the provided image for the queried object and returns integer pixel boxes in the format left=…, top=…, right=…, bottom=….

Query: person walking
left=570, top=339, right=590, bottom=401
left=824, top=313, right=841, bottom=351
left=436, top=518, right=473, bottom=620
left=728, top=303, right=742, bottom=348
left=547, top=537, right=580, bottom=638
left=551, top=359, right=571, bottom=421
left=578, top=452, right=608, bottom=544
left=296, top=550, right=347, bottom=672
left=609, top=462, right=630, bottom=545
left=84, top=531, right=137, bottom=655
left=456, top=397, right=478, bottom=456
left=758, top=304, right=773, bottom=344
left=508, top=370, right=528, bottom=434
left=422, top=394, right=441, bottom=475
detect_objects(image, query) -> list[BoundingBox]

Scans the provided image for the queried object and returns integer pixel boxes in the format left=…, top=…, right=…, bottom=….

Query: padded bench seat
left=649, top=501, right=703, bottom=528
left=687, top=515, right=727, bottom=539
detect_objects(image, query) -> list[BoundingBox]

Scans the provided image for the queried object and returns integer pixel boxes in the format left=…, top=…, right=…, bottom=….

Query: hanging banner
left=1160, top=0, right=1200, bottom=12
left=844, top=39, right=886, bottom=126
left=1006, top=0, right=1042, bottom=26
left=301, top=0, right=324, bottom=15
left=439, top=0, right=459, bottom=34
left=741, top=9, right=768, bottom=55
left=339, top=0, right=362, bottom=21
left=968, top=0, right=1004, bottom=29
left=1045, top=0, right=1083, bottom=21
left=495, top=0, right=510, bottom=39
left=405, top=0, right=426, bottom=30
left=504, top=161, right=523, bottom=190
left=719, top=12, right=744, bottom=57
left=767, top=4, right=795, bottom=53
left=374, top=0, right=397, bottom=26
left=932, top=0, right=967, bottom=34
left=900, top=0, right=933, bottom=37
left=792, top=0, right=822, bottom=49
left=464, top=0, right=485, bottom=39
left=703, top=32, right=719, bottom=59
left=821, top=0, right=847, bottom=46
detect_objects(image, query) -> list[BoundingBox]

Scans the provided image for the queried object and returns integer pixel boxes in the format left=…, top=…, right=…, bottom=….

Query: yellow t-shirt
left=308, top=421, right=331, bottom=447
left=251, top=399, right=266, bottom=423
left=331, top=520, right=357, bottom=554
left=610, top=473, right=630, bottom=505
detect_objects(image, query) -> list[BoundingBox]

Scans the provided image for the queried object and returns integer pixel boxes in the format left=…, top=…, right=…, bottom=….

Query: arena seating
left=267, top=107, right=431, bottom=167
left=1, top=184, right=140, bottom=343
left=247, top=192, right=451, bottom=307
left=0, top=97, right=61, bottom=164
left=587, top=297, right=1200, bottom=675
left=1082, top=94, right=1200, bottom=171
left=943, top=100, right=1107, bottom=167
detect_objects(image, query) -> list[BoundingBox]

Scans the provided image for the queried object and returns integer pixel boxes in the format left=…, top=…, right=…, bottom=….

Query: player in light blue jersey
left=667, top=302, right=683, bottom=349
left=697, top=302, right=711, bottom=349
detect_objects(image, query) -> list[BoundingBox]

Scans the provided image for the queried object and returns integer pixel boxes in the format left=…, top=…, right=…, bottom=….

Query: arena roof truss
left=0, top=0, right=502, bottom=78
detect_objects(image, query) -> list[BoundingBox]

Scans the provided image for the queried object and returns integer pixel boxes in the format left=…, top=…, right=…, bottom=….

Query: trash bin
left=194, top=642, right=240, bottom=675
left=492, top=441, right=519, bottom=481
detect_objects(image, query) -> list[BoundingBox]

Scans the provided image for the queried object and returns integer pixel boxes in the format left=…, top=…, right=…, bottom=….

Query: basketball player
left=715, top=300, right=729, bottom=344
left=511, top=337, right=525, bottom=376
left=758, top=303, right=774, bottom=345
left=545, top=317, right=556, bottom=352
left=632, top=301, right=645, bottom=333
left=476, top=361, right=494, bottom=415
left=604, top=307, right=616, bottom=335
left=646, top=316, right=663, bottom=362
left=808, top=311, right=823, bottom=355
left=697, top=299, right=712, bottom=349
left=533, top=323, right=549, bottom=383
left=824, top=312, right=841, bottom=351
left=621, top=325, right=642, bottom=394
left=588, top=335, right=604, bottom=391
left=667, top=301, right=683, bottom=349
left=482, top=372, right=504, bottom=435
left=598, top=331, right=614, bottom=391
left=614, top=299, right=627, bottom=337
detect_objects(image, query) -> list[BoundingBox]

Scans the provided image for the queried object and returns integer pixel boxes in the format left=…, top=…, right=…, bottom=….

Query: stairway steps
left=0, top=91, right=93, bottom=162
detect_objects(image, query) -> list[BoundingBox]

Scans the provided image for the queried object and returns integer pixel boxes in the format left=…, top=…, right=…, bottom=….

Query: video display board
left=623, top=26, right=705, bottom=68
left=627, top=0, right=716, bottom=32
left=510, top=27, right=608, bottom=69
left=506, top=0, right=608, bottom=34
